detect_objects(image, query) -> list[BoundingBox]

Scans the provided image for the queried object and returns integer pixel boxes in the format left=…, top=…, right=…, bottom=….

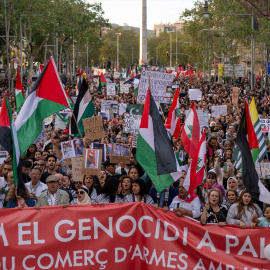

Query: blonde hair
left=5, top=184, right=31, bottom=201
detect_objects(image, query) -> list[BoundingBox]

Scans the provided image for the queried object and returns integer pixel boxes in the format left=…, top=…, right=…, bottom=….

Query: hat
left=46, top=175, right=59, bottom=183
left=228, top=176, right=237, bottom=182
left=62, top=129, right=69, bottom=134
left=210, top=121, right=216, bottom=127
left=78, top=186, right=88, bottom=194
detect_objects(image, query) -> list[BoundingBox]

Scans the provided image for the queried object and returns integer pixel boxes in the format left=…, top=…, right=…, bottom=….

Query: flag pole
left=72, top=111, right=83, bottom=138
left=148, top=75, right=166, bottom=122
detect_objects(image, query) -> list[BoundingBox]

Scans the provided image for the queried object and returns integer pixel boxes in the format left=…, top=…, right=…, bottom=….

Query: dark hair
left=83, top=175, right=97, bottom=195
left=226, top=189, right=239, bottom=201
left=132, top=178, right=147, bottom=197
left=46, top=154, right=57, bottom=162
left=21, top=160, right=32, bottom=168
left=31, top=167, right=42, bottom=174
left=207, top=171, right=217, bottom=179
left=100, top=178, right=122, bottom=202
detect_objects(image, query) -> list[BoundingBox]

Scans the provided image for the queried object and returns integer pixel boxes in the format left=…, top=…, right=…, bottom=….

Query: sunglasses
left=75, top=181, right=82, bottom=185
left=236, top=177, right=242, bottom=180
left=76, top=191, right=84, bottom=195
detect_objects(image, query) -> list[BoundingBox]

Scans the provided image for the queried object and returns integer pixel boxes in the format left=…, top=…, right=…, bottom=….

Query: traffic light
left=166, top=50, right=169, bottom=56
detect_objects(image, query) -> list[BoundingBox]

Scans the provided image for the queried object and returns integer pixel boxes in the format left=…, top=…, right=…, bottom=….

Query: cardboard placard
left=71, top=156, right=83, bottom=182
left=110, top=143, right=131, bottom=164
left=82, top=148, right=102, bottom=175
left=106, top=83, right=116, bottom=96
left=232, top=87, right=239, bottom=105
left=83, top=116, right=105, bottom=140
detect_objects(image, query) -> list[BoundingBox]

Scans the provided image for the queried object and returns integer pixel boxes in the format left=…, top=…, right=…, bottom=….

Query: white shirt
left=25, top=180, right=48, bottom=202
left=169, top=195, right=201, bottom=219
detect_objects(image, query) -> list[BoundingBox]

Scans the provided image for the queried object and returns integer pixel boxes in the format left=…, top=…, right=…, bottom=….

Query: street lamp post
left=168, top=31, right=174, bottom=69
left=115, top=33, right=121, bottom=71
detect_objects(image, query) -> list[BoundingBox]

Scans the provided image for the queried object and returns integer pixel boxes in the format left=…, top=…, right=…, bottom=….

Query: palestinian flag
left=183, top=130, right=206, bottom=197
left=181, top=101, right=200, bottom=158
left=236, top=101, right=270, bottom=204
left=98, top=73, right=107, bottom=91
left=15, top=69, right=25, bottom=114
left=165, top=87, right=181, bottom=139
left=130, top=69, right=135, bottom=79
left=39, top=63, right=44, bottom=72
left=137, top=89, right=182, bottom=192
left=112, top=76, right=120, bottom=93
left=64, top=88, right=75, bottom=110
left=126, top=66, right=131, bottom=78
left=0, top=94, right=24, bottom=196
left=234, top=98, right=267, bottom=170
left=71, top=78, right=95, bottom=137
left=15, top=57, right=70, bottom=156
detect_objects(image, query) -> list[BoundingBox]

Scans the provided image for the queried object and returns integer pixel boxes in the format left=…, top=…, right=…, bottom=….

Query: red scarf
left=178, top=194, right=197, bottom=203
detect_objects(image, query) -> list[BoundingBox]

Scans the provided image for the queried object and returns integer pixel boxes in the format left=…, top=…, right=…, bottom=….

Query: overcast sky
left=87, top=0, right=197, bottom=29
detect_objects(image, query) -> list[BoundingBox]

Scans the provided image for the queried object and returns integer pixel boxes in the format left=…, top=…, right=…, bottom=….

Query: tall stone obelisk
left=140, top=0, right=147, bottom=66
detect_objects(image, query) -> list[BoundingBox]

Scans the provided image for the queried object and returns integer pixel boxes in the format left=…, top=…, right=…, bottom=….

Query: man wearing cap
left=103, top=160, right=126, bottom=179
left=36, top=175, right=69, bottom=207
left=60, top=129, right=70, bottom=142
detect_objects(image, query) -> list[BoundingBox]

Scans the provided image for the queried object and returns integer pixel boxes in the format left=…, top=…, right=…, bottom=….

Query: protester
left=76, top=186, right=91, bottom=204
left=252, top=205, right=270, bottom=227
left=36, top=175, right=69, bottom=207
left=200, top=188, right=228, bottom=226
left=6, top=184, right=35, bottom=209
left=226, top=189, right=263, bottom=228
left=82, top=175, right=98, bottom=201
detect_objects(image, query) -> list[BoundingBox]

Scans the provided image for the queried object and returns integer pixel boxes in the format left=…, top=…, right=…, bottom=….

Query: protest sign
left=137, top=70, right=173, bottom=103
left=111, top=143, right=131, bottom=164
left=234, top=64, right=245, bottom=77
left=124, top=115, right=142, bottom=133
left=43, top=115, right=53, bottom=126
left=55, top=116, right=67, bottom=130
left=260, top=119, right=270, bottom=132
left=98, top=111, right=110, bottom=122
left=61, top=141, right=75, bottom=159
left=224, top=64, right=233, bottom=77
left=114, top=72, right=120, bottom=79
left=101, top=100, right=118, bottom=113
left=82, top=148, right=102, bottom=175
left=71, top=156, right=83, bottom=182
left=188, top=89, right=202, bottom=101
left=255, top=162, right=270, bottom=179
left=120, top=82, right=130, bottom=93
left=107, top=83, right=116, bottom=96
left=91, top=142, right=106, bottom=163
left=34, top=125, right=47, bottom=145
left=232, top=87, right=239, bottom=105
left=83, top=116, right=105, bottom=140
left=185, top=110, right=208, bottom=131
left=132, top=130, right=139, bottom=148
left=1, top=203, right=269, bottom=270
left=211, top=105, right=227, bottom=117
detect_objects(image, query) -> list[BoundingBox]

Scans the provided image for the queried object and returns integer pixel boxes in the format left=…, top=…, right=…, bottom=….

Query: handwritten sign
left=83, top=116, right=105, bottom=140
left=71, top=156, right=83, bottom=182
left=34, top=125, right=47, bottom=144
left=138, top=70, right=173, bottom=103
left=120, top=82, right=130, bottom=93
left=211, top=105, right=227, bottom=117
left=260, top=118, right=270, bottom=132
left=107, top=83, right=116, bottom=96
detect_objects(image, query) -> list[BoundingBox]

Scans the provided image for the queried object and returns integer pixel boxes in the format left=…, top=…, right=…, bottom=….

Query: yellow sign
left=218, top=64, right=224, bottom=76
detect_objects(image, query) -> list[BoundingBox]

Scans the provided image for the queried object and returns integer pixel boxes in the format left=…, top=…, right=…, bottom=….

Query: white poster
left=101, top=100, right=118, bottom=113
left=188, top=89, right=202, bottom=101
left=106, top=83, right=116, bottom=96
left=211, top=105, right=227, bottom=117
left=120, top=82, right=130, bottom=93
left=137, top=70, right=173, bottom=103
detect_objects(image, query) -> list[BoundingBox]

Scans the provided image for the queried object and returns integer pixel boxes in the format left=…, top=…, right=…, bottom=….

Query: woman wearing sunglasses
left=76, top=186, right=91, bottom=204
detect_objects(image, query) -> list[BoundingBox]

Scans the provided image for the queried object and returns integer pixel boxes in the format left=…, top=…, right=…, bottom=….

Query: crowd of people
left=0, top=72, right=270, bottom=229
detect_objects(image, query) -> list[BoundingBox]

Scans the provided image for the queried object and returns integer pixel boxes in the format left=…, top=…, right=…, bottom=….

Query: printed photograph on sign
left=91, top=142, right=106, bottom=163
left=61, top=141, right=75, bottom=159
left=73, top=139, right=84, bottom=156
left=85, top=149, right=99, bottom=169
left=111, top=143, right=131, bottom=164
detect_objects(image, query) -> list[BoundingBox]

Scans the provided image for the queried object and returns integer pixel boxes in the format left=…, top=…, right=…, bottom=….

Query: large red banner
left=0, top=202, right=269, bottom=270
